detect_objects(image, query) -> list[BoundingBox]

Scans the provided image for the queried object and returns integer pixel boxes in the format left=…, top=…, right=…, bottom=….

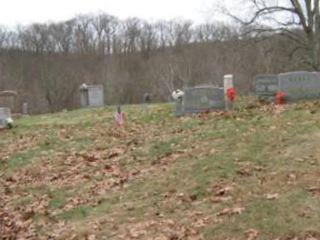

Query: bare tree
left=0, top=26, right=8, bottom=49
left=49, top=20, right=75, bottom=54
left=222, top=0, right=320, bottom=70
left=74, top=15, right=95, bottom=54
left=122, top=18, right=142, bottom=53
left=18, top=24, right=49, bottom=53
left=194, top=22, right=240, bottom=42
left=154, top=20, right=193, bottom=48
left=91, top=14, right=118, bottom=55
left=139, top=22, right=157, bottom=56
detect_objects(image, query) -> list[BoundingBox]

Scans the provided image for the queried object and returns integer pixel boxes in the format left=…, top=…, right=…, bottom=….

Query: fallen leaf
left=307, top=187, right=320, bottom=198
left=192, top=217, right=211, bottom=228
left=217, top=207, right=245, bottom=216
left=214, top=186, right=233, bottom=196
left=211, top=196, right=232, bottom=203
left=288, top=173, right=297, bottom=183
left=108, top=147, right=125, bottom=159
left=236, top=168, right=252, bottom=176
left=210, top=149, right=216, bottom=155
left=245, top=229, right=259, bottom=240
left=87, top=234, right=96, bottom=240
left=265, top=193, right=279, bottom=200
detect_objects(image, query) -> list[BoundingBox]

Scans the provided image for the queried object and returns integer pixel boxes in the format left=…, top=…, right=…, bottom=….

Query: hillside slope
left=1, top=100, right=320, bottom=239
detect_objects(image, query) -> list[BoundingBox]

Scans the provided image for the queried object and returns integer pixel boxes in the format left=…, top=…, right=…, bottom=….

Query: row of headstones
left=78, top=77, right=236, bottom=120
left=5, top=71, right=319, bottom=129
left=174, top=71, right=320, bottom=118
left=255, top=71, right=320, bottom=103
left=80, top=71, right=320, bottom=113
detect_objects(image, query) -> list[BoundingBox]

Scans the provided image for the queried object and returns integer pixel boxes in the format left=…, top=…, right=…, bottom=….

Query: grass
left=1, top=99, right=320, bottom=239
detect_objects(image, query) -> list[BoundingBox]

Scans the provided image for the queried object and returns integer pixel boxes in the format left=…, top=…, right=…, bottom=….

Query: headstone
left=224, top=74, right=235, bottom=110
left=174, top=98, right=183, bottom=117
left=144, top=93, right=151, bottom=104
left=254, top=74, right=279, bottom=101
left=0, top=107, right=11, bottom=128
left=172, top=90, right=184, bottom=117
left=0, top=91, right=17, bottom=112
left=223, top=75, right=234, bottom=94
left=143, top=93, right=151, bottom=114
left=179, top=85, right=225, bottom=115
left=80, top=84, right=89, bottom=107
left=80, top=84, right=104, bottom=108
left=22, top=102, right=28, bottom=115
left=278, top=71, right=320, bottom=101
left=254, top=71, right=320, bottom=103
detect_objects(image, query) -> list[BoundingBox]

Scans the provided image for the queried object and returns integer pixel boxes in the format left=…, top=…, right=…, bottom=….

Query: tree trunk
left=314, top=1, right=320, bottom=70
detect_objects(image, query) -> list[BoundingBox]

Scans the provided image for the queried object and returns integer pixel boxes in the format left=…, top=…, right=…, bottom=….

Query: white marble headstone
left=0, top=107, right=11, bottom=128
left=224, top=74, right=234, bottom=94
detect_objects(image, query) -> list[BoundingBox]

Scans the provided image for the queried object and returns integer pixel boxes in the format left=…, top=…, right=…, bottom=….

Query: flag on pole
left=114, top=106, right=125, bottom=126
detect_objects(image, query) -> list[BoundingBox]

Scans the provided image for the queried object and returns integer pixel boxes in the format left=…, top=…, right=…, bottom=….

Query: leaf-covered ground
left=1, top=99, right=320, bottom=240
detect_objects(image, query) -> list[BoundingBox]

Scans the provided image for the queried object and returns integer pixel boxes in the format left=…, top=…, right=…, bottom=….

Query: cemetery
left=2, top=0, right=320, bottom=238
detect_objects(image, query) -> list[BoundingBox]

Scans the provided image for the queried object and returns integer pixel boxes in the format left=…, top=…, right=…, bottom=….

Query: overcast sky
left=0, top=0, right=239, bottom=27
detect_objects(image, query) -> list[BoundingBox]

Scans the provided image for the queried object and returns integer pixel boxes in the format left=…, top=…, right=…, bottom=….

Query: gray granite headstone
left=254, top=72, right=320, bottom=102
left=176, top=85, right=225, bottom=116
left=174, top=98, right=183, bottom=117
left=254, top=74, right=279, bottom=101
left=278, top=71, right=320, bottom=101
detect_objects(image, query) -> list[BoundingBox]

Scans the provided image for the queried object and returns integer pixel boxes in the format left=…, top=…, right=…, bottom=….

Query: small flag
left=114, top=106, right=125, bottom=126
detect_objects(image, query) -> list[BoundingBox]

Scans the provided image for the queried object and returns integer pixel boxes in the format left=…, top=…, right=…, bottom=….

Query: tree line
left=0, top=13, right=315, bottom=113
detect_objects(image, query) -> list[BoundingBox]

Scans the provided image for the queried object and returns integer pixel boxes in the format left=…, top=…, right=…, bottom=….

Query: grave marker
left=172, top=89, right=184, bottom=117
left=224, top=74, right=235, bottom=110
left=80, top=84, right=104, bottom=108
left=0, top=91, right=17, bottom=112
left=144, top=93, right=151, bottom=104
left=254, top=74, right=279, bottom=101
left=143, top=93, right=151, bottom=114
left=224, top=75, right=234, bottom=94
left=174, top=85, right=225, bottom=116
left=254, top=71, right=320, bottom=103
left=0, top=107, right=11, bottom=128
left=22, top=102, right=28, bottom=115
left=278, top=71, right=320, bottom=102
